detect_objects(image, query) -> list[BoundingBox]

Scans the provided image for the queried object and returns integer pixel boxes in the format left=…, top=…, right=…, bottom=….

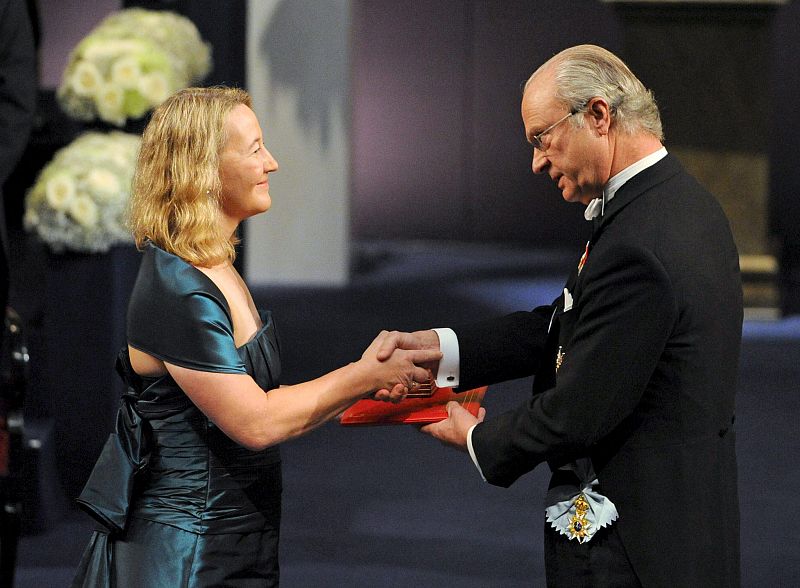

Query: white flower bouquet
left=57, top=8, right=211, bottom=126
left=24, top=131, right=141, bottom=253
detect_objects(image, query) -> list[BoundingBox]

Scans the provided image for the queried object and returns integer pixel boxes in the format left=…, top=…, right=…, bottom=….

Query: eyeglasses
left=530, top=110, right=577, bottom=151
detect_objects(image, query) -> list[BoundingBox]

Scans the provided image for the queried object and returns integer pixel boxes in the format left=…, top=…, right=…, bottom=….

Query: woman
left=71, top=87, right=437, bottom=587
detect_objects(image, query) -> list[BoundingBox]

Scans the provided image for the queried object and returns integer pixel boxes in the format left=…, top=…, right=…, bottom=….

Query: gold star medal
left=567, top=493, right=592, bottom=542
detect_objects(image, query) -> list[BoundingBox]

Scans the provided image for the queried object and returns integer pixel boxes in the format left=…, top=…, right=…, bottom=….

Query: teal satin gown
left=71, top=244, right=283, bottom=587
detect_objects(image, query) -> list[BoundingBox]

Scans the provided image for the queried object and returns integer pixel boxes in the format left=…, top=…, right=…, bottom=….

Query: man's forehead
left=522, top=69, right=557, bottom=112
left=522, top=89, right=558, bottom=132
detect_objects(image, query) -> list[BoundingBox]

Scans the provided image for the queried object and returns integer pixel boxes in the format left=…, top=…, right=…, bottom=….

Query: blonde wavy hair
left=527, top=45, right=664, bottom=140
left=128, top=86, right=252, bottom=267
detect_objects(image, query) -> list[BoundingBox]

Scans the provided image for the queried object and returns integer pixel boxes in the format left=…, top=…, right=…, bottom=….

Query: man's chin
left=561, top=189, right=596, bottom=206
left=560, top=189, right=580, bottom=204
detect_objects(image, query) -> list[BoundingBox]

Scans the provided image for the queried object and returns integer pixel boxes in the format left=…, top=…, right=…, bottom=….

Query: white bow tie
left=584, top=197, right=603, bottom=221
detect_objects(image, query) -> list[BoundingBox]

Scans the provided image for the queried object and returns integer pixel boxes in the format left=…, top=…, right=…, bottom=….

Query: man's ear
left=587, top=97, right=612, bottom=135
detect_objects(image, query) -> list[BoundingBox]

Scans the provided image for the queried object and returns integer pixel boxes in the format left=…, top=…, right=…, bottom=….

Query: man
left=378, top=45, right=742, bottom=587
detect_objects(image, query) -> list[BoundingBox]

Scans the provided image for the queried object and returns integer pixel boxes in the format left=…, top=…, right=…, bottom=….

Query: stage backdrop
left=244, top=0, right=352, bottom=286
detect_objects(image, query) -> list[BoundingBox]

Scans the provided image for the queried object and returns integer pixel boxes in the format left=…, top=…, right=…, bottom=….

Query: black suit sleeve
left=454, top=304, right=553, bottom=391
left=472, top=243, right=678, bottom=487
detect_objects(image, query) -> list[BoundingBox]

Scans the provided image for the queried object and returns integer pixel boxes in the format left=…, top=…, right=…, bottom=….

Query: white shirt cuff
left=466, top=423, right=487, bottom=482
left=432, top=327, right=459, bottom=388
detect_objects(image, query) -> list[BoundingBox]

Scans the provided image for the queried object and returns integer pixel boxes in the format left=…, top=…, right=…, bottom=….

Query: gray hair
left=528, top=45, right=664, bottom=140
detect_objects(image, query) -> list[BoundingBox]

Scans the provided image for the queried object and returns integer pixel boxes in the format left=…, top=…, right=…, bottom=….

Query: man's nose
left=532, top=148, right=548, bottom=174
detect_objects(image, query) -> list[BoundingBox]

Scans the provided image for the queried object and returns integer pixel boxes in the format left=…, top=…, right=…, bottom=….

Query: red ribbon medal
left=578, top=240, right=590, bottom=274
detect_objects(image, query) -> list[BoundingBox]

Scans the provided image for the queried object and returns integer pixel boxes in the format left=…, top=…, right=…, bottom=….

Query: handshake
left=352, top=329, right=486, bottom=451
left=363, top=329, right=442, bottom=402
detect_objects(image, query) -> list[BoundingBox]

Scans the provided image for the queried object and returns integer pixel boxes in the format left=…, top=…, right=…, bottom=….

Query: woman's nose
left=264, top=149, right=278, bottom=172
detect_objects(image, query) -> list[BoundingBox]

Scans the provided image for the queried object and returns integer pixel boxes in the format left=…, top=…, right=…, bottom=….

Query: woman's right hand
left=358, top=330, right=442, bottom=401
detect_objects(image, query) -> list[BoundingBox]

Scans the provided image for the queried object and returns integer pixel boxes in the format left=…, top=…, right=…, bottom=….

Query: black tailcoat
left=457, top=155, right=742, bottom=587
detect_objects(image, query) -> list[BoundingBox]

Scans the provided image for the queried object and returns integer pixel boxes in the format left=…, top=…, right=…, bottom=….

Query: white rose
left=69, top=195, right=99, bottom=228
left=83, top=39, right=145, bottom=62
left=70, top=61, right=104, bottom=97
left=95, top=83, right=125, bottom=126
left=86, top=168, right=121, bottom=202
left=109, top=153, right=128, bottom=168
left=137, top=13, right=163, bottom=29
left=23, top=207, right=39, bottom=229
left=45, top=173, right=77, bottom=211
left=138, top=72, right=170, bottom=105
left=110, top=56, right=141, bottom=89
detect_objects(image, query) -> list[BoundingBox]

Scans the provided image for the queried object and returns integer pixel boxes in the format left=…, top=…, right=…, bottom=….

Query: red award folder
left=339, top=383, right=487, bottom=426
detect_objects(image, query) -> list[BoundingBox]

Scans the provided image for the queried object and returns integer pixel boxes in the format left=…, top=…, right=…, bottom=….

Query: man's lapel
left=594, top=153, right=684, bottom=236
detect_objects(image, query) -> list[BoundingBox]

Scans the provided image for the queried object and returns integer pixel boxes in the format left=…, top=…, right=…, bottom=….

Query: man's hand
left=419, top=401, right=486, bottom=452
left=375, top=330, right=441, bottom=361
